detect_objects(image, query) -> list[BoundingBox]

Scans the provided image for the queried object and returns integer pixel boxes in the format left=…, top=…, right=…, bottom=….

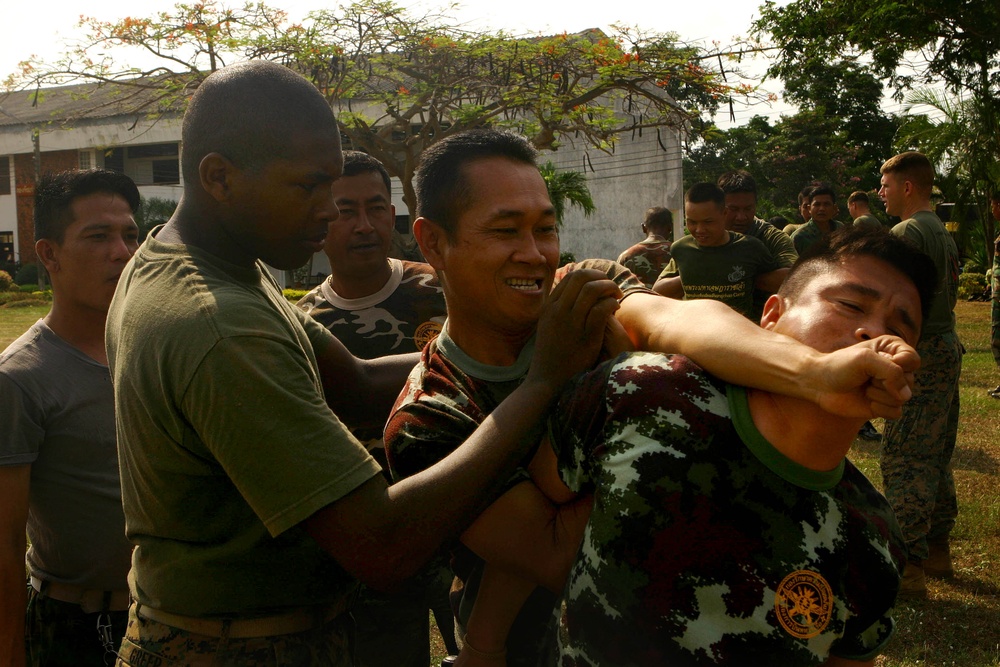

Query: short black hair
left=780, top=225, right=936, bottom=324
left=717, top=170, right=757, bottom=198
left=342, top=151, right=392, bottom=197
left=181, top=61, right=338, bottom=181
left=34, top=169, right=140, bottom=243
left=644, top=207, right=673, bottom=234
left=415, top=129, right=539, bottom=239
left=798, top=186, right=815, bottom=205
left=810, top=183, right=837, bottom=203
left=685, top=182, right=725, bottom=207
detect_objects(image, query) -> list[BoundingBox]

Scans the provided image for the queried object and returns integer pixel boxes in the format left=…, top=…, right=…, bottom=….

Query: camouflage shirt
left=385, top=259, right=652, bottom=667
left=617, top=237, right=673, bottom=288
left=296, top=259, right=446, bottom=359
left=548, top=351, right=905, bottom=666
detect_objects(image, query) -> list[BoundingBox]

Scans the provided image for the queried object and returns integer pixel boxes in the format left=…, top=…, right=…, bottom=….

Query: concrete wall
left=542, top=126, right=684, bottom=262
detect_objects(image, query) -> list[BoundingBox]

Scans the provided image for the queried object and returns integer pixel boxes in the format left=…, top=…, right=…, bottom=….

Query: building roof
left=0, top=75, right=190, bottom=128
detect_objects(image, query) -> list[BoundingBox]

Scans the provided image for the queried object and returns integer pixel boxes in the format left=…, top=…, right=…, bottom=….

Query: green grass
left=5, top=300, right=997, bottom=666
left=0, top=303, right=50, bottom=349
left=850, top=301, right=1000, bottom=667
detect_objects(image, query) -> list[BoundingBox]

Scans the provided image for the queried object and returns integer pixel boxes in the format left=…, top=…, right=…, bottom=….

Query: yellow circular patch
left=413, top=321, right=443, bottom=351
left=774, top=570, right=834, bottom=639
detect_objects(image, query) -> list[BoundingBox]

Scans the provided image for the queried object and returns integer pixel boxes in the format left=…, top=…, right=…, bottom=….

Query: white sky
left=0, top=0, right=801, bottom=126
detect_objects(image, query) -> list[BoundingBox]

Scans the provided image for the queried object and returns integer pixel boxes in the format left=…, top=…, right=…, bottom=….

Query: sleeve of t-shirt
left=762, top=226, right=798, bottom=268
left=384, top=388, right=481, bottom=482
left=545, top=359, right=618, bottom=495
left=181, top=332, right=380, bottom=537
left=658, top=257, right=679, bottom=280
left=0, top=370, right=43, bottom=466
left=750, top=236, right=781, bottom=273
left=572, top=258, right=656, bottom=300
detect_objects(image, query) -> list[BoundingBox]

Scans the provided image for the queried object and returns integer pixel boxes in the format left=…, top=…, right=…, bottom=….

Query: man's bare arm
left=313, top=338, right=419, bottom=430
left=616, top=292, right=918, bottom=418
left=0, top=465, right=30, bottom=667
left=651, top=276, right=684, bottom=299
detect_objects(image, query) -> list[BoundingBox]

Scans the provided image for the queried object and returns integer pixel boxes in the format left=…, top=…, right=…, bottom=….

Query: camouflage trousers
left=881, top=331, right=962, bottom=562
left=25, top=585, right=128, bottom=667
left=115, top=604, right=353, bottom=667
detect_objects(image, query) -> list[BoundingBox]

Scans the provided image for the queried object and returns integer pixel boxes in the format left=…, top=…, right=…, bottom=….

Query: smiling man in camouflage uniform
left=529, top=226, right=933, bottom=666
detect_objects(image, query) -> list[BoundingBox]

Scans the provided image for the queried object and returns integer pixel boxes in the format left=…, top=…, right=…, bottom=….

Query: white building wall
left=542, top=126, right=684, bottom=261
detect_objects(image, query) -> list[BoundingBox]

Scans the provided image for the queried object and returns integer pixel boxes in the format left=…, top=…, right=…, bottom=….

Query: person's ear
left=35, top=238, right=59, bottom=274
left=199, top=153, right=237, bottom=203
left=760, top=293, right=785, bottom=330
left=413, top=217, right=447, bottom=271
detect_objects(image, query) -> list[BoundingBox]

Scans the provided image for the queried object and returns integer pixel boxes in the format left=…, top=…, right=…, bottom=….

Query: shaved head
left=181, top=61, right=339, bottom=181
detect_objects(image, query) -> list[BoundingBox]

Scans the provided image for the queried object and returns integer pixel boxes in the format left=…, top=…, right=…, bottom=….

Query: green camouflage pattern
left=881, top=332, right=962, bottom=561
left=548, top=352, right=904, bottom=666
left=385, top=259, right=651, bottom=667
left=617, top=238, right=673, bottom=288
left=114, top=605, right=352, bottom=666
left=296, top=260, right=446, bottom=360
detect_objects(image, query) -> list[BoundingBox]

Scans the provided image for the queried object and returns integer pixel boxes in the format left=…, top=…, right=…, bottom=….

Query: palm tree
left=897, top=89, right=999, bottom=271
left=539, top=161, right=596, bottom=226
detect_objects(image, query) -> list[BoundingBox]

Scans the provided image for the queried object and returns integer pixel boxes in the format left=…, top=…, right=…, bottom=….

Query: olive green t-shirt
left=891, top=210, right=959, bottom=336
left=660, top=232, right=779, bottom=318
left=106, top=232, right=381, bottom=617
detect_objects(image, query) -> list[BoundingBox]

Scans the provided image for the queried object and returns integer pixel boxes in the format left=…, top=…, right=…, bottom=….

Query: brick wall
left=13, top=150, right=79, bottom=264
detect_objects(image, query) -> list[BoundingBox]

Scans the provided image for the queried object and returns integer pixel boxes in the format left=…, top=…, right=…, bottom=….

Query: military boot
left=924, top=540, right=955, bottom=580
left=897, top=561, right=927, bottom=600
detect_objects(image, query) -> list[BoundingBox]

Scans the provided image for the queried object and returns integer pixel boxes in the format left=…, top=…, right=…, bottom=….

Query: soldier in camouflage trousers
left=878, top=152, right=963, bottom=598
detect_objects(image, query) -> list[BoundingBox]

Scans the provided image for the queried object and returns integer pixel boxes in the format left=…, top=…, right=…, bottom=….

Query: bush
left=15, top=263, right=38, bottom=286
left=283, top=289, right=310, bottom=303
left=958, top=272, right=988, bottom=300
left=2, top=298, right=49, bottom=308
left=0, top=270, right=13, bottom=291
left=18, top=284, right=39, bottom=293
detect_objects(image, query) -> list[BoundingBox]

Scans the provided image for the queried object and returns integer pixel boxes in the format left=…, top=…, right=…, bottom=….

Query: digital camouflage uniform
left=882, top=210, right=961, bottom=563
left=548, top=352, right=905, bottom=666
left=385, top=259, right=651, bottom=667
left=116, top=605, right=353, bottom=667
left=296, top=258, right=452, bottom=667
left=616, top=237, right=673, bottom=288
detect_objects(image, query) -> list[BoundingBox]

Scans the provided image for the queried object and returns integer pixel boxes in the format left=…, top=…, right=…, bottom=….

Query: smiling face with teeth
left=422, top=156, right=560, bottom=361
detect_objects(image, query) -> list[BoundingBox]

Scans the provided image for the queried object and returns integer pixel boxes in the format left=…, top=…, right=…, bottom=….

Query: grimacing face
left=765, top=255, right=922, bottom=355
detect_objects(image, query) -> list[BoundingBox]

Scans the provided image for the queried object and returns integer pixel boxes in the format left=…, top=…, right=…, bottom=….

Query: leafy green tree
left=539, top=161, right=595, bottom=226
left=9, top=0, right=760, bottom=218
left=134, top=196, right=179, bottom=241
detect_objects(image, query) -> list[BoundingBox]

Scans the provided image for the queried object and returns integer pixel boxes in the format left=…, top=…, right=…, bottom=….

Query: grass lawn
left=3, top=300, right=997, bottom=666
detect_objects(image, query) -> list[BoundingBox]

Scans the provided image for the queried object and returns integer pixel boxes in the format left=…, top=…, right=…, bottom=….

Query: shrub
left=0, top=270, right=13, bottom=292
left=15, top=263, right=38, bottom=286
left=18, top=284, right=39, bottom=293
left=283, top=289, right=309, bottom=303
left=2, top=298, right=49, bottom=308
left=958, top=272, right=988, bottom=300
